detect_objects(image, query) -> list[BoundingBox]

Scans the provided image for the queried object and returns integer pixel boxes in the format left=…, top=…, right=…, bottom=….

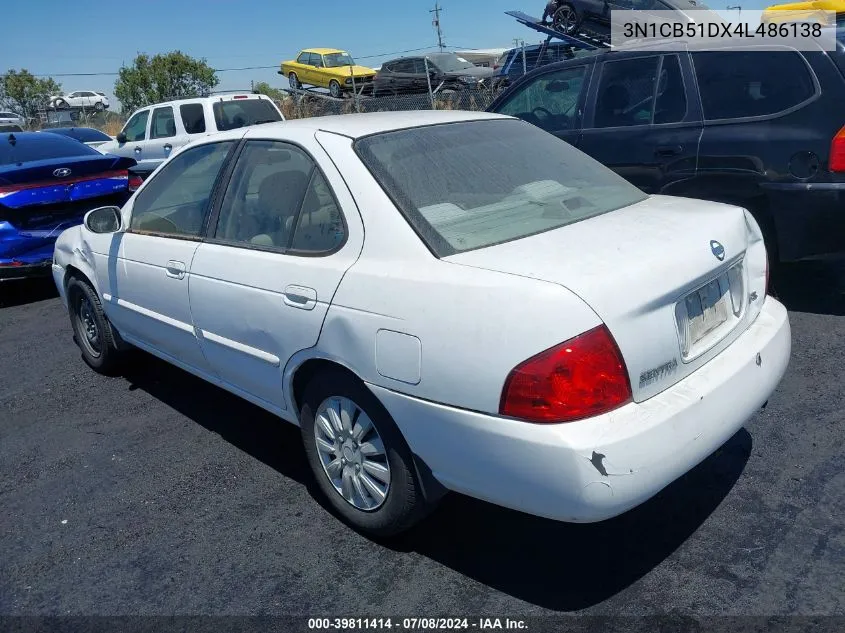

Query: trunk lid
left=446, top=195, right=761, bottom=402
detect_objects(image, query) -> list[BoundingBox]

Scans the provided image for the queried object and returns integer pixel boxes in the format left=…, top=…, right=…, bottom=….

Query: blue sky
left=2, top=0, right=769, bottom=110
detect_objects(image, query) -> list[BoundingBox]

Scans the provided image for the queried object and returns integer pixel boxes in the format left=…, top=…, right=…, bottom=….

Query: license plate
left=683, top=276, right=730, bottom=351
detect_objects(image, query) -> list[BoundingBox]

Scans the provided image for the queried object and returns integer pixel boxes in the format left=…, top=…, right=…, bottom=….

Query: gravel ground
left=1, top=265, right=844, bottom=629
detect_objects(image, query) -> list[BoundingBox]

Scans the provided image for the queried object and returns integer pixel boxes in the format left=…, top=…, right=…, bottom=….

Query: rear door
left=188, top=132, right=363, bottom=412
left=491, top=61, right=596, bottom=148
left=146, top=105, right=179, bottom=163
left=578, top=52, right=702, bottom=194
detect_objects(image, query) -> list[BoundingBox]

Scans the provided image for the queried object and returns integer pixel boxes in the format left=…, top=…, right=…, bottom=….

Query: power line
left=0, top=44, right=471, bottom=79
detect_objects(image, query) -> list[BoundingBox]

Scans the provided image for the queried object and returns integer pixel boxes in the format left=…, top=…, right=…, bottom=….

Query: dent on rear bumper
left=369, top=297, right=791, bottom=523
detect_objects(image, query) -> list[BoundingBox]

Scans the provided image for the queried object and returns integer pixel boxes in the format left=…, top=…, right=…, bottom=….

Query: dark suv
left=488, top=40, right=845, bottom=264
left=373, top=53, right=493, bottom=96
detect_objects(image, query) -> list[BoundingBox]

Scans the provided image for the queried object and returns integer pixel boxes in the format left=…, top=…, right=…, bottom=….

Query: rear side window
left=212, top=99, right=281, bottom=131
left=180, top=104, right=206, bottom=134
left=0, top=133, right=100, bottom=165
left=692, top=51, right=816, bottom=121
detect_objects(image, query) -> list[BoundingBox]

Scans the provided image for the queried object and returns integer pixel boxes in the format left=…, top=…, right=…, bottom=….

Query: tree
left=0, top=69, right=61, bottom=122
left=252, top=81, right=286, bottom=104
left=114, top=51, right=219, bottom=113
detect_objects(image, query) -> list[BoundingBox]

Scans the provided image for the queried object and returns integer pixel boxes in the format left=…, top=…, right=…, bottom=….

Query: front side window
left=180, top=103, right=206, bottom=134
left=493, top=65, right=588, bottom=132
left=354, top=119, right=647, bottom=257
left=129, top=141, right=234, bottom=237
left=297, top=52, right=309, bottom=64
left=150, top=106, right=176, bottom=139
left=213, top=140, right=345, bottom=253
left=122, top=110, right=149, bottom=142
left=692, top=50, right=816, bottom=121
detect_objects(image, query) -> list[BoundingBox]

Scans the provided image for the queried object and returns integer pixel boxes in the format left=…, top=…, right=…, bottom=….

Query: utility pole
left=727, top=4, right=741, bottom=16
left=430, top=3, right=445, bottom=52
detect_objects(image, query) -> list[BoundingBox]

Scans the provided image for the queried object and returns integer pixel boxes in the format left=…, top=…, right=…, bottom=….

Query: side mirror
left=116, top=132, right=127, bottom=144
left=84, top=206, right=122, bottom=234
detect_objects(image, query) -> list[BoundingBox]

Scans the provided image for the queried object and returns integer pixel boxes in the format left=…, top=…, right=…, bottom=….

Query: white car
left=96, top=93, right=285, bottom=179
left=50, top=91, right=110, bottom=111
left=50, top=111, right=791, bottom=537
left=0, top=111, right=26, bottom=127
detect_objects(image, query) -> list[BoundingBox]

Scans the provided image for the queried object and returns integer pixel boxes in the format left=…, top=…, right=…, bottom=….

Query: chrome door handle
left=165, top=260, right=186, bottom=279
left=284, top=284, right=317, bottom=310
left=134, top=146, right=142, bottom=154
left=164, top=144, right=172, bottom=152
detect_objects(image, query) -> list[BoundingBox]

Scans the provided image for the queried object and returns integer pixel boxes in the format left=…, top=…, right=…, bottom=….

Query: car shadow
left=0, top=278, right=59, bottom=308
left=772, top=260, right=845, bottom=316
left=392, top=428, right=752, bottom=611
left=119, top=351, right=751, bottom=612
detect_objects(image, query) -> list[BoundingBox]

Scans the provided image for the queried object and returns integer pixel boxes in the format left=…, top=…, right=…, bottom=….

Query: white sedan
left=51, top=111, right=791, bottom=537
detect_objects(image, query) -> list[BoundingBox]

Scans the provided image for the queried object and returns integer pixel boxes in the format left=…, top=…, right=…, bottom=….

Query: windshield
left=429, top=54, right=476, bottom=73
left=0, top=132, right=100, bottom=165
left=212, top=99, right=282, bottom=131
left=354, top=119, right=647, bottom=257
left=324, top=52, right=355, bottom=68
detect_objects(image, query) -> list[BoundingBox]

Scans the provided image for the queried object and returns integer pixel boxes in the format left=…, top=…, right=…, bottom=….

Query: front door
left=105, top=139, right=238, bottom=377
left=491, top=62, right=595, bottom=149
left=189, top=135, right=363, bottom=412
left=115, top=109, right=151, bottom=166
left=578, top=53, right=701, bottom=195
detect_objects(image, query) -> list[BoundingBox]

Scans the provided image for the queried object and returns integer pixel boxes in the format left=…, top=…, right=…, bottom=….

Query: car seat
left=244, top=170, right=310, bottom=247
left=596, top=84, right=632, bottom=127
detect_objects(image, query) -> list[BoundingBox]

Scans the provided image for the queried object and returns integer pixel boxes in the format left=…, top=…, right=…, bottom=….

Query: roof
left=302, top=48, right=346, bottom=55
left=246, top=110, right=511, bottom=140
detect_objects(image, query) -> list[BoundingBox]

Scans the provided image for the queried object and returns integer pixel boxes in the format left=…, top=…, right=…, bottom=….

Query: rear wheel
left=299, top=369, right=432, bottom=538
left=67, top=276, right=122, bottom=374
left=55, top=98, right=67, bottom=109
left=288, top=72, right=301, bottom=90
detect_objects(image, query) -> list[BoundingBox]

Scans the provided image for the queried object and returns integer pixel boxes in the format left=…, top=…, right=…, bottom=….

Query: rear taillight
left=499, top=325, right=632, bottom=424
left=830, top=124, right=845, bottom=172
left=128, top=174, right=143, bottom=192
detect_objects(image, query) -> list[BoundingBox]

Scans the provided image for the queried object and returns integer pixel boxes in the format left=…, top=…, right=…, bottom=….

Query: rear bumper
left=370, top=297, right=791, bottom=523
left=762, top=182, right=845, bottom=261
left=0, top=259, right=52, bottom=281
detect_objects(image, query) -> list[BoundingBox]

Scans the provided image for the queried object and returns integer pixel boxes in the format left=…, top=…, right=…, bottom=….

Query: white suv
left=97, top=93, right=285, bottom=176
left=50, top=91, right=110, bottom=111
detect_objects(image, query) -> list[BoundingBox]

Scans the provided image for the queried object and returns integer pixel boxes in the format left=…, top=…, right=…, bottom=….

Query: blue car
left=0, top=131, right=136, bottom=282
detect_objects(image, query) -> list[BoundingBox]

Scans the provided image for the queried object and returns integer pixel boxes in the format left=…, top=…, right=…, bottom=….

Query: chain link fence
left=277, top=85, right=506, bottom=120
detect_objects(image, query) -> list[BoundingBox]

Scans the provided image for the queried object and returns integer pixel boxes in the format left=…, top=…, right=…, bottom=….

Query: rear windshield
left=0, top=132, right=100, bottom=165
left=354, top=119, right=647, bottom=257
left=212, top=98, right=281, bottom=131
left=45, top=127, right=111, bottom=142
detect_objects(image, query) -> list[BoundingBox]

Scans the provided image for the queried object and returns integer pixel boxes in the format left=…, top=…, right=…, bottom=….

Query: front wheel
left=299, top=369, right=433, bottom=538
left=553, top=4, right=581, bottom=33
left=329, top=80, right=342, bottom=99
left=94, top=101, right=104, bottom=111
left=67, top=276, right=123, bottom=375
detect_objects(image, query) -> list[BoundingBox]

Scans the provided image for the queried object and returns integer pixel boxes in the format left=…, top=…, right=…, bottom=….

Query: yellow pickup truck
left=280, top=48, right=377, bottom=99
left=761, top=0, right=843, bottom=24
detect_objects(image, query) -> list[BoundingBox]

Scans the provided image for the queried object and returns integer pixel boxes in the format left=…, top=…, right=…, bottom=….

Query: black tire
left=66, top=276, right=123, bottom=375
left=288, top=72, right=301, bottom=90
left=299, top=369, right=432, bottom=538
left=553, top=4, right=581, bottom=34
left=94, top=101, right=104, bottom=111
left=55, top=99, right=67, bottom=110
left=329, top=80, right=342, bottom=99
